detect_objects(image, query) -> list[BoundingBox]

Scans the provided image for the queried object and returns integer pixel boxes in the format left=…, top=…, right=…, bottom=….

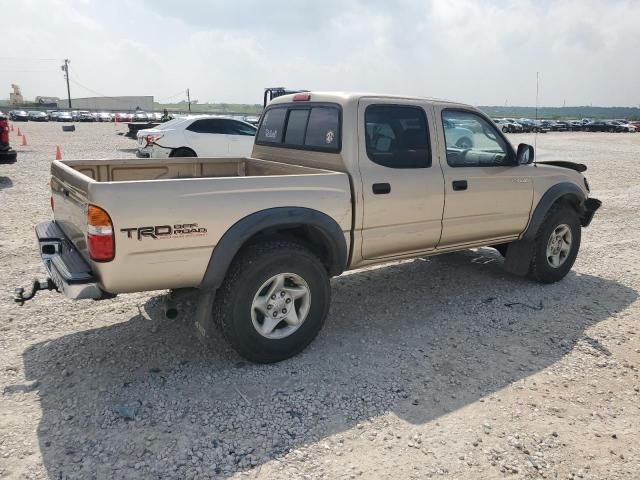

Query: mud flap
left=503, top=240, right=534, bottom=276
left=193, top=291, right=216, bottom=344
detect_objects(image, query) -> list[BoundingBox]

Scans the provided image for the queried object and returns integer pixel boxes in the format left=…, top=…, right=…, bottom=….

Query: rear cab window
left=256, top=103, right=341, bottom=152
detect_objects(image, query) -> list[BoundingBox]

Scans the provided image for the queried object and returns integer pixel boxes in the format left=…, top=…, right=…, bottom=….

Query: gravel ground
left=1, top=123, right=639, bottom=480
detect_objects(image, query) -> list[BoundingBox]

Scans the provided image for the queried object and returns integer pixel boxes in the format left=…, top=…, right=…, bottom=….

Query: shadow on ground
left=0, top=176, right=13, bottom=191
left=18, top=249, right=637, bottom=478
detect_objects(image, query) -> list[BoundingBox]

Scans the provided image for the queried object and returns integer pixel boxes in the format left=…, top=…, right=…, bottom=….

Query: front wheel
left=213, top=240, right=330, bottom=363
left=529, top=205, right=581, bottom=283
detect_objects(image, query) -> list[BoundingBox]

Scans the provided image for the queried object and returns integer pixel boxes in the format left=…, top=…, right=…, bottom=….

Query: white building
left=58, top=96, right=154, bottom=111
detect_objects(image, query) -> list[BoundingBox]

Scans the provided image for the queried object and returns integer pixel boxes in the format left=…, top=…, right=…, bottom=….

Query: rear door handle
left=372, top=183, right=391, bottom=194
left=452, top=180, right=468, bottom=191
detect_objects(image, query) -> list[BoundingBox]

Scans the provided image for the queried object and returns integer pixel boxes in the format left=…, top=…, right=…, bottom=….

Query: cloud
left=1, top=0, right=638, bottom=106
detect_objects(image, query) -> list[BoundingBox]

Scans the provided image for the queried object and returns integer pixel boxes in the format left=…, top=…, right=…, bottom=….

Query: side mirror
left=516, top=143, right=534, bottom=165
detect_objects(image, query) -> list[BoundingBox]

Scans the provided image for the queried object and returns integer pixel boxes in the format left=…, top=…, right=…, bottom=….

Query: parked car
left=442, top=118, right=474, bottom=149
left=49, top=111, right=61, bottom=121
left=77, top=111, right=96, bottom=122
left=516, top=119, right=535, bottom=133
left=496, top=119, right=519, bottom=133
left=0, top=112, right=17, bottom=163
left=95, top=112, right=112, bottom=122
left=502, top=118, right=524, bottom=133
left=531, top=121, right=550, bottom=133
left=628, top=121, right=640, bottom=132
left=114, top=112, right=130, bottom=122
left=568, top=120, right=583, bottom=131
left=28, top=111, right=49, bottom=122
left=9, top=110, right=29, bottom=122
left=57, top=112, right=73, bottom=122
left=611, top=121, right=636, bottom=133
left=132, top=111, right=149, bottom=122
left=21, top=92, right=601, bottom=364
left=136, top=116, right=257, bottom=158
left=552, top=121, right=570, bottom=132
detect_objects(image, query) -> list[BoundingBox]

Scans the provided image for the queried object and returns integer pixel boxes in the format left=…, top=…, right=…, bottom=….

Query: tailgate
left=50, top=161, right=91, bottom=261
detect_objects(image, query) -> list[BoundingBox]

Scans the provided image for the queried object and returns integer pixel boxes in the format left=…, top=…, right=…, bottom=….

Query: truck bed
left=68, top=156, right=331, bottom=182
left=50, top=157, right=352, bottom=294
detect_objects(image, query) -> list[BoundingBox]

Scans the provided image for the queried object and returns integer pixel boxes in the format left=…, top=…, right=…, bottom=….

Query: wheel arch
left=199, top=207, right=348, bottom=291
left=169, top=146, right=197, bottom=157
left=503, top=182, right=586, bottom=276
left=522, top=182, right=586, bottom=242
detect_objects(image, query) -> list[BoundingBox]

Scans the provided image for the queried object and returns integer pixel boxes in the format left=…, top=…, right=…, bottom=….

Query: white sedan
left=136, top=116, right=257, bottom=158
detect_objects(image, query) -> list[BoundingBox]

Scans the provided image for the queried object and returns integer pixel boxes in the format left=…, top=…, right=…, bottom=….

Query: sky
left=1, top=0, right=639, bottom=107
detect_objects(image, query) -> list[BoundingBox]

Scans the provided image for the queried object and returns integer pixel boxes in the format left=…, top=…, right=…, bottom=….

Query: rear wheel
left=529, top=204, right=581, bottom=283
left=213, top=240, right=330, bottom=363
left=170, top=147, right=196, bottom=158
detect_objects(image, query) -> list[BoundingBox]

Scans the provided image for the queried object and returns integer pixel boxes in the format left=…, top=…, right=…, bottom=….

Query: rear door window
left=257, top=104, right=341, bottom=152
left=227, top=121, right=257, bottom=136
left=365, top=105, right=431, bottom=168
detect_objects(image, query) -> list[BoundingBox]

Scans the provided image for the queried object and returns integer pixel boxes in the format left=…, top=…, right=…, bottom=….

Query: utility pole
left=61, top=59, right=72, bottom=108
left=187, top=88, right=191, bottom=113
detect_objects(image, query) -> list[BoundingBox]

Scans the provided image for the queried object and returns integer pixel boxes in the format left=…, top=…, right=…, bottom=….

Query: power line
left=0, top=57, right=62, bottom=61
left=0, top=69, right=57, bottom=73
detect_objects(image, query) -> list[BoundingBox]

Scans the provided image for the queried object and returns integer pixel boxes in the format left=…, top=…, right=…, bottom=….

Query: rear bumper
left=35, top=221, right=107, bottom=300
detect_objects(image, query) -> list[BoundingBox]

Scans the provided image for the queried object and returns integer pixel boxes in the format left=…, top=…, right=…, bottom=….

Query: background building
left=57, top=95, right=154, bottom=111
left=9, top=84, right=24, bottom=106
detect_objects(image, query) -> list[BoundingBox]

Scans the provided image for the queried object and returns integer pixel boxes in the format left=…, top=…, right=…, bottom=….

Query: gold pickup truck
left=20, top=92, right=601, bottom=363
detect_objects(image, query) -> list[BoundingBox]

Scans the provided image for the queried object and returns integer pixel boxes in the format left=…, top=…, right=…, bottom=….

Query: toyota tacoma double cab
left=19, top=92, right=601, bottom=363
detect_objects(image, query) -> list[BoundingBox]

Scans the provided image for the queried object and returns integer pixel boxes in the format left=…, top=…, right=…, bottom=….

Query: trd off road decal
left=121, top=223, right=207, bottom=240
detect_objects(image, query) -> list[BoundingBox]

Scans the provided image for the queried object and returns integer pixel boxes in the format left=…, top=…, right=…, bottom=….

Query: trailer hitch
left=14, top=279, right=58, bottom=305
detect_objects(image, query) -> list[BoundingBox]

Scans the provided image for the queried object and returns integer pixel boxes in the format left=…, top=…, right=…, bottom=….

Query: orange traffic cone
left=17, top=127, right=22, bottom=136
left=21, top=135, right=27, bottom=146
left=55, top=145, right=62, bottom=160
left=10, top=124, right=14, bottom=132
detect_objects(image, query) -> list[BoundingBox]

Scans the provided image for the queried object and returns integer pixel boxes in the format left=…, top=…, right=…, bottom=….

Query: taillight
left=145, top=133, right=163, bottom=146
left=50, top=195, right=54, bottom=211
left=87, top=204, right=114, bottom=262
left=293, top=93, right=311, bottom=102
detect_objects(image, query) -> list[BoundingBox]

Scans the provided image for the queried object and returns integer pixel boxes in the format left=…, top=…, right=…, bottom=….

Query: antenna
left=534, top=71, right=540, bottom=153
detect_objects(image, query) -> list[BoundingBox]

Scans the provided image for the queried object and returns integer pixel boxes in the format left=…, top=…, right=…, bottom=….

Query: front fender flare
left=504, top=182, right=586, bottom=275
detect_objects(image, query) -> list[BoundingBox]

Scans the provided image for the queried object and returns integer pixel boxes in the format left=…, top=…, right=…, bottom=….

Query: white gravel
left=1, top=123, right=639, bottom=479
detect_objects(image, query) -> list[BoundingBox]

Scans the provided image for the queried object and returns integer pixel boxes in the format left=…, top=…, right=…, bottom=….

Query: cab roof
left=268, top=91, right=470, bottom=108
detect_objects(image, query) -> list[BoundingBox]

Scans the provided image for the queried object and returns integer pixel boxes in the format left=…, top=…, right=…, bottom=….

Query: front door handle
left=372, top=183, right=391, bottom=195
left=452, top=180, right=468, bottom=191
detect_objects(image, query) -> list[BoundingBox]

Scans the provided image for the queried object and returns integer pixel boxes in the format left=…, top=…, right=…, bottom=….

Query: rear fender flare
left=199, top=207, right=348, bottom=291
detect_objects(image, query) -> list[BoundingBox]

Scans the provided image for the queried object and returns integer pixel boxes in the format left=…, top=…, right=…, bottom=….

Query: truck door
left=357, top=100, right=445, bottom=259
left=434, top=107, right=533, bottom=247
